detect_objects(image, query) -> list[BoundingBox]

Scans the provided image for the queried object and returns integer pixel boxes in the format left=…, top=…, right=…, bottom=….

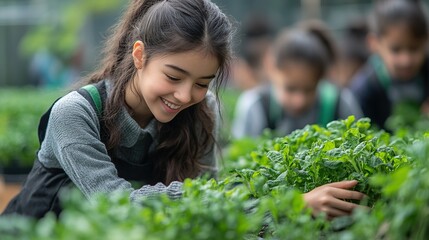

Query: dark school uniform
left=350, top=55, right=429, bottom=129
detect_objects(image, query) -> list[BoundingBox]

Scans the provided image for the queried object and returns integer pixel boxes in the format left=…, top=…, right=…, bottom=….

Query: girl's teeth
left=162, top=99, right=181, bottom=110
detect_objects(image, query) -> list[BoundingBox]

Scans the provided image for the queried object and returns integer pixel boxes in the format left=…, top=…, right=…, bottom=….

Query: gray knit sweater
left=37, top=83, right=219, bottom=202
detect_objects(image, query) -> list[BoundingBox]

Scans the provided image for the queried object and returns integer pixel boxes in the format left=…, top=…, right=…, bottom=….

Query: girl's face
left=371, top=24, right=427, bottom=80
left=128, top=42, right=219, bottom=125
left=270, top=61, right=319, bottom=116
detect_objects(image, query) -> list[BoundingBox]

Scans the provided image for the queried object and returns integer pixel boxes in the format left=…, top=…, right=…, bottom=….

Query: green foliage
left=232, top=116, right=409, bottom=206
left=219, top=87, right=241, bottom=146
left=20, top=0, right=123, bottom=61
left=2, top=116, right=429, bottom=239
left=219, top=137, right=264, bottom=179
left=0, top=180, right=264, bottom=240
left=385, top=101, right=429, bottom=137
left=333, top=137, right=429, bottom=239
left=0, top=88, right=64, bottom=168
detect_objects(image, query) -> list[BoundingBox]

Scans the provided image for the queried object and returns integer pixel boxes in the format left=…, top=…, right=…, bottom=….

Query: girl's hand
left=303, top=180, right=365, bottom=220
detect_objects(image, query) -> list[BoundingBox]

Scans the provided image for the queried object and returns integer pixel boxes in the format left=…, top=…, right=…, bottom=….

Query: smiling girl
left=2, top=0, right=232, bottom=219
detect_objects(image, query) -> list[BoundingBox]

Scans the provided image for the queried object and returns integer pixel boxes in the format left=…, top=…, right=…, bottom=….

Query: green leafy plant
left=0, top=179, right=266, bottom=240
left=2, top=116, right=429, bottom=239
left=385, top=101, right=429, bottom=137
left=330, top=135, right=429, bottom=240
left=231, top=116, right=410, bottom=206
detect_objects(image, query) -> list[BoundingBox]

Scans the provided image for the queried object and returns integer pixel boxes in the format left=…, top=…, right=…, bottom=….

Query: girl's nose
left=174, top=83, right=192, bottom=104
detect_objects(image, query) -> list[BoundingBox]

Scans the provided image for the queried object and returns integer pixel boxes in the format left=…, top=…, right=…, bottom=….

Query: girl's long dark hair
left=82, top=0, right=233, bottom=184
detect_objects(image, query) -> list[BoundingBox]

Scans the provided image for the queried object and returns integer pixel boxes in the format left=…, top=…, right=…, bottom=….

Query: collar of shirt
left=118, top=108, right=158, bottom=148
left=105, top=79, right=159, bottom=148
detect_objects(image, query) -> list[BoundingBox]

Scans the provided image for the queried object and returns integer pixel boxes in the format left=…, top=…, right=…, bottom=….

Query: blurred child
left=232, top=21, right=363, bottom=138
left=350, top=0, right=429, bottom=129
left=331, top=18, right=369, bottom=88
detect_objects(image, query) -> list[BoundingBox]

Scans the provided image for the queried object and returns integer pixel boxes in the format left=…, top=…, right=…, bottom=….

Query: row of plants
left=1, top=116, right=428, bottom=239
left=0, top=88, right=64, bottom=175
left=0, top=86, right=238, bottom=173
left=227, top=117, right=410, bottom=204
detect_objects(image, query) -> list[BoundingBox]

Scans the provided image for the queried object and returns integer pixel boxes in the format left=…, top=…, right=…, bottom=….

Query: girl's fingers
left=330, top=187, right=366, bottom=200
left=325, top=207, right=350, bottom=219
left=304, top=181, right=368, bottom=220
left=324, top=180, right=358, bottom=189
left=328, top=196, right=360, bottom=213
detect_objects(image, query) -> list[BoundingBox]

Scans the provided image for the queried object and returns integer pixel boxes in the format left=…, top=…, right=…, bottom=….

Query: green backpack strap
left=81, top=84, right=102, bottom=116
left=78, top=81, right=109, bottom=143
left=318, top=81, right=339, bottom=126
left=370, top=54, right=391, bottom=90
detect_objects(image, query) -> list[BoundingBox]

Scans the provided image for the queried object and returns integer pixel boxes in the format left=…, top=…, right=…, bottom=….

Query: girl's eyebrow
left=165, top=64, right=215, bottom=79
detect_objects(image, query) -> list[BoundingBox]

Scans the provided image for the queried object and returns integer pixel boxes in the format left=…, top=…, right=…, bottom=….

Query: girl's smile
left=161, top=97, right=182, bottom=112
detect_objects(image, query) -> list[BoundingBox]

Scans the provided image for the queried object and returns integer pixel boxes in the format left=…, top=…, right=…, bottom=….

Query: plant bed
left=0, top=177, right=22, bottom=213
left=228, top=116, right=410, bottom=206
left=1, top=116, right=428, bottom=239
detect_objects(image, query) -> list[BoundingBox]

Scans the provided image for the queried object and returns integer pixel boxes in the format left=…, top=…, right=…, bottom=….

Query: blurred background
left=0, top=0, right=378, bottom=87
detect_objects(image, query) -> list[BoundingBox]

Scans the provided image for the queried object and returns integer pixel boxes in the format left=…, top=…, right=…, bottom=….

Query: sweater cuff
left=130, top=181, right=183, bottom=202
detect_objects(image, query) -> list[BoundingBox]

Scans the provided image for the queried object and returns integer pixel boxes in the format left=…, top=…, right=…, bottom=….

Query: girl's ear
left=132, top=41, right=145, bottom=69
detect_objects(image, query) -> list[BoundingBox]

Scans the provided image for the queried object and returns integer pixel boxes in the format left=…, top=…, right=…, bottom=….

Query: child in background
left=232, top=21, right=363, bottom=138
left=350, top=0, right=429, bottom=129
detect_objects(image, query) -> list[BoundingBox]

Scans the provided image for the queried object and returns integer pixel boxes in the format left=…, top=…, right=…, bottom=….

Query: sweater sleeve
left=43, top=91, right=183, bottom=201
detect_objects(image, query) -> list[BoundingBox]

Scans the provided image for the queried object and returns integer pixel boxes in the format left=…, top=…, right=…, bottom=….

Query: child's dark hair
left=341, top=18, right=369, bottom=64
left=272, top=20, right=336, bottom=79
left=84, top=0, right=233, bottom=184
left=241, top=13, right=274, bottom=69
left=370, top=0, right=428, bottom=39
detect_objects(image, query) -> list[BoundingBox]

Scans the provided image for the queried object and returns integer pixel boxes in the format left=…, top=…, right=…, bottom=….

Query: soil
left=0, top=176, right=22, bottom=212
